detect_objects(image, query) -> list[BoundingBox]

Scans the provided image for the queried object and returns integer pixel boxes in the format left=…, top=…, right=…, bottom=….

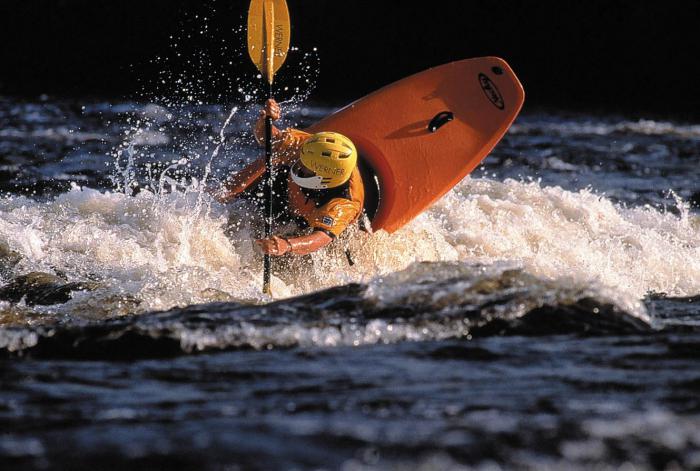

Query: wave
left=1, top=176, right=698, bottom=334
left=0, top=261, right=652, bottom=358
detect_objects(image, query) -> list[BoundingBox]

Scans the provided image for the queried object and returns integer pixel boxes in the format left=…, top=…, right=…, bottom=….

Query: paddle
left=247, top=0, right=290, bottom=294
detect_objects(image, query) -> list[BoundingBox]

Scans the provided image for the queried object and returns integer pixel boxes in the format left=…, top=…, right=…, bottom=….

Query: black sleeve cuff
left=313, top=228, right=336, bottom=239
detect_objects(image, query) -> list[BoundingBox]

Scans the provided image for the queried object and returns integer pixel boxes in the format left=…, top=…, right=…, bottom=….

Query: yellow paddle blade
left=247, top=0, right=290, bottom=84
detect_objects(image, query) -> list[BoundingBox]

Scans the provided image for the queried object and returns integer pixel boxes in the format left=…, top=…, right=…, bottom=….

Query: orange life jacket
left=274, top=128, right=365, bottom=238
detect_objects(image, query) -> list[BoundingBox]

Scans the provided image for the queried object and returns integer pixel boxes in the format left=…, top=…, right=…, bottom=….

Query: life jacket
left=287, top=166, right=364, bottom=238
left=264, top=126, right=365, bottom=238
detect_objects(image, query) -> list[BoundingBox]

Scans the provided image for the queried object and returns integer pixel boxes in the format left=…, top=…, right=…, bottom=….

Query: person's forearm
left=254, top=113, right=282, bottom=145
left=214, top=158, right=265, bottom=203
left=286, top=230, right=333, bottom=255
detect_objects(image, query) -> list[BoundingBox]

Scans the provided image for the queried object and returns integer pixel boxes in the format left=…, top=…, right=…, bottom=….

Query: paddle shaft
left=248, top=0, right=290, bottom=295
left=262, top=87, right=273, bottom=294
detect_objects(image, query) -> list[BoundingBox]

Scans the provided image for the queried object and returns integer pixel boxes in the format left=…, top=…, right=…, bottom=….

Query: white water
left=1, top=176, right=698, bottom=321
left=428, top=178, right=700, bottom=299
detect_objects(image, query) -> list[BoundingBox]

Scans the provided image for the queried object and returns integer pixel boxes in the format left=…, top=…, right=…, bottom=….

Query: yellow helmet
left=291, top=132, right=357, bottom=189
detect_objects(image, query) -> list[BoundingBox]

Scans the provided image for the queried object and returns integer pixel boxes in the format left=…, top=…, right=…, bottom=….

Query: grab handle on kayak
left=428, top=111, right=454, bottom=133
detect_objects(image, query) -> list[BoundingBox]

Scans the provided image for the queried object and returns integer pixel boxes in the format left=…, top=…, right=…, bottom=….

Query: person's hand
left=260, top=99, right=281, bottom=121
left=255, top=235, right=291, bottom=256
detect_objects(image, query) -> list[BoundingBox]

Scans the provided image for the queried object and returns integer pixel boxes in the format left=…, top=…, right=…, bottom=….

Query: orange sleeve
left=274, top=128, right=311, bottom=165
left=309, top=197, right=362, bottom=238
left=253, top=115, right=310, bottom=165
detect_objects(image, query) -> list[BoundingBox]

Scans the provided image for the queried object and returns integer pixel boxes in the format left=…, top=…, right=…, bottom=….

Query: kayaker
left=212, top=99, right=365, bottom=256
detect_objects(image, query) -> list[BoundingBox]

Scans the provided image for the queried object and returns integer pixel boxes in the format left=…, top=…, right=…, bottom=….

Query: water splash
left=426, top=178, right=700, bottom=299
left=1, top=175, right=697, bottom=326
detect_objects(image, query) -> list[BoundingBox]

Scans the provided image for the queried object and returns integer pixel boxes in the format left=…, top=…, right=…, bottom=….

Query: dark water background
left=1, top=97, right=700, bottom=470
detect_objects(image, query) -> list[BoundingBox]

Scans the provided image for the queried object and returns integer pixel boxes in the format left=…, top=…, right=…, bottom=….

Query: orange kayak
left=308, top=57, right=525, bottom=233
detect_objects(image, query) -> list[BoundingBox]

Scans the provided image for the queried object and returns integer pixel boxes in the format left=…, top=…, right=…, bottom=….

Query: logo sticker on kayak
left=478, top=73, right=505, bottom=110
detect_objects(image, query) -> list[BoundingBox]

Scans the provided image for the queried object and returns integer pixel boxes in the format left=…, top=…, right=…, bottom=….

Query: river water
left=1, top=97, right=699, bottom=470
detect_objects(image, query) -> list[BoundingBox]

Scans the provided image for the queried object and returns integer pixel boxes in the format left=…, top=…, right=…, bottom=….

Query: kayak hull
left=308, top=57, right=525, bottom=233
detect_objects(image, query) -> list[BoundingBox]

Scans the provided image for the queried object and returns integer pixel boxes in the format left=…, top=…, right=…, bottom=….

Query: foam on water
left=1, top=174, right=698, bottom=323
left=425, top=178, right=700, bottom=299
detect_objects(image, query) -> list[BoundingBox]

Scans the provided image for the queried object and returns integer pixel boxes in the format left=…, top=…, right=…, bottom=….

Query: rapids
left=2, top=98, right=700, bottom=470
left=1, top=156, right=698, bottom=326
